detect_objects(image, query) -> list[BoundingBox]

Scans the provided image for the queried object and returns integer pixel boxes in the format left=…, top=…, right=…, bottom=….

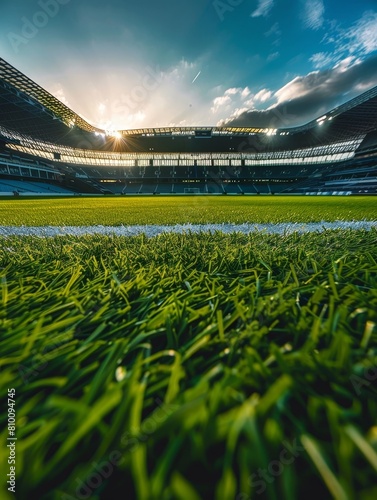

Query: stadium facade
left=1, top=57, right=377, bottom=196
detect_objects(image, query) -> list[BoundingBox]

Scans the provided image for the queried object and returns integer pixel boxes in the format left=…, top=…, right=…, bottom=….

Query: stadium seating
left=1, top=57, right=377, bottom=196
left=0, top=178, right=73, bottom=194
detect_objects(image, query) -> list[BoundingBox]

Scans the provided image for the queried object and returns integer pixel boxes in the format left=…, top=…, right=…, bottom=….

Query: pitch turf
left=0, top=199, right=377, bottom=499
left=0, top=195, right=376, bottom=226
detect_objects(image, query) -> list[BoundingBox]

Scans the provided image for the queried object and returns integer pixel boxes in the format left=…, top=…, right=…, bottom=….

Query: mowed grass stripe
left=0, top=195, right=376, bottom=226
left=0, top=230, right=377, bottom=499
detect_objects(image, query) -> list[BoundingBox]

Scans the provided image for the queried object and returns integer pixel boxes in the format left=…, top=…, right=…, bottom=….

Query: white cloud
left=211, top=95, right=232, bottom=114
left=220, top=54, right=377, bottom=128
left=265, top=22, right=281, bottom=37
left=211, top=86, right=252, bottom=115
left=273, top=73, right=320, bottom=104
left=333, top=56, right=361, bottom=72
left=244, top=97, right=255, bottom=108
left=211, top=85, right=276, bottom=124
left=254, top=89, right=272, bottom=102
left=224, top=107, right=250, bottom=121
left=302, top=0, right=325, bottom=30
left=309, top=11, right=377, bottom=71
left=341, top=11, right=377, bottom=56
left=264, top=22, right=282, bottom=50
left=241, top=87, right=251, bottom=98
left=310, top=52, right=336, bottom=69
left=251, top=0, right=274, bottom=18
left=271, top=56, right=375, bottom=111
left=267, top=52, right=279, bottom=62
left=270, top=60, right=360, bottom=106
left=225, top=87, right=242, bottom=95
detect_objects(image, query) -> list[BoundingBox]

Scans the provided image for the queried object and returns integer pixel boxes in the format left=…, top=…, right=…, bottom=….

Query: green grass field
left=0, top=196, right=376, bottom=226
left=0, top=198, right=377, bottom=499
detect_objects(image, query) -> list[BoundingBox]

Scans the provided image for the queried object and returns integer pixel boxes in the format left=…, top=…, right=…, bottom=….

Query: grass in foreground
left=0, top=196, right=376, bottom=226
left=0, top=230, right=377, bottom=499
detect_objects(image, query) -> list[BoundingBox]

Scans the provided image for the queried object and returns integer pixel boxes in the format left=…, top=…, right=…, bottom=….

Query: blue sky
left=1, top=0, right=377, bottom=129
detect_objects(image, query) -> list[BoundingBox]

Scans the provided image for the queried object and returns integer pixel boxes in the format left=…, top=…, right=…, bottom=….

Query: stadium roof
left=1, top=57, right=377, bottom=153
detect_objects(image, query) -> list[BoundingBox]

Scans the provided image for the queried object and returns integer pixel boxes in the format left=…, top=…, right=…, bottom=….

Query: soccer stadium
left=1, top=53, right=377, bottom=500
left=1, top=57, right=377, bottom=197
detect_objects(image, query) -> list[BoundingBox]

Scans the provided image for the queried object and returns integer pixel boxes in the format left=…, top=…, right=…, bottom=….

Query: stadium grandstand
left=1, top=57, right=377, bottom=196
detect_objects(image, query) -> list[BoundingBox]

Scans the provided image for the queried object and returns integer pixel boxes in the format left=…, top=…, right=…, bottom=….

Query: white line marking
left=0, top=221, right=376, bottom=238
